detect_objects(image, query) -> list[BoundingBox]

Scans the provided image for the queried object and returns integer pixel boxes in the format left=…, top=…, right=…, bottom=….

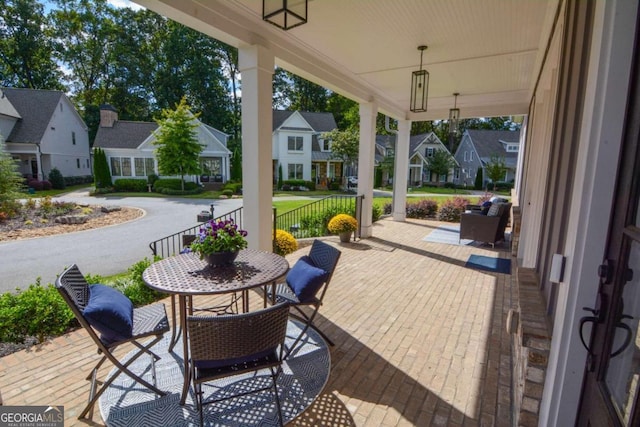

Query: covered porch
left=0, top=218, right=523, bottom=425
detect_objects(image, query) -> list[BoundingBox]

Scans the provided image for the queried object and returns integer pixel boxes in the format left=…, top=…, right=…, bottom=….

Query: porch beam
left=238, top=44, right=274, bottom=251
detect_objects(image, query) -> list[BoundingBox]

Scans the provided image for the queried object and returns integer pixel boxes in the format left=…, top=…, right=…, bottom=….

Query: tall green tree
left=0, top=135, right=25, bottom=218
left=50, top=0, right=117, bottom=110
left=323, top=128, right=359, bottom=179
left=93, top=147, right=112, bottom=189
left=0, top=0, right=64, bottom=89
left=427, top=149, right=456, bottom=185
left=273, top=68, right=328, bottom=112
left=153, top=97, right=202, bottom=190
left=485, top=155, right=508, bottom=184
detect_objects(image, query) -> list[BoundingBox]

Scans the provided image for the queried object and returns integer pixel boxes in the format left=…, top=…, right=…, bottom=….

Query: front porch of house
left=0, top=217, right=548, bottom=426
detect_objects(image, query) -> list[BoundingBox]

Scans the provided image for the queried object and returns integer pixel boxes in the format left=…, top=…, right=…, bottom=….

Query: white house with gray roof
left=94, top=105, right=231, bottom=185
left=272, top=110, right=338, bottom=189
left=0, top=87, right=91, bottom=181
left=375, top=132, right=457, bottom=186
left=453, top=129, right=521, bottom=187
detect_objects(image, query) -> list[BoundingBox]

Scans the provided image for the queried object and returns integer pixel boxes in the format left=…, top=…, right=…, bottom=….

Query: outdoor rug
left=465, top=255, right=512, bottom=274
left=422, top=224, right=474, bottom=246
left=99, top=320, right=330, bottom=427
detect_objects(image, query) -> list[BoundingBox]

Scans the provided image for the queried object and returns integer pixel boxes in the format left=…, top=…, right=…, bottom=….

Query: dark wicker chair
left=460, top=202, right=512, bottom=247
left=55, top=264, right=170, bottom=420
left=187, top=304, right=290, bottom=427
left=274, top=239, right=341, bottom=356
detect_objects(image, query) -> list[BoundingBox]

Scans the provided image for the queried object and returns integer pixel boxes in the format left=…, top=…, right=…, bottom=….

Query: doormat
left=465, top=255, right=511, bottom=274
left=422, top=225, right=474, bottom=246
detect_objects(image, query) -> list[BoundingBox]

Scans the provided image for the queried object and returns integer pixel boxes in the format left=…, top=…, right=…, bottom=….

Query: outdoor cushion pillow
left=286, top=255, right=328, bottom=303
left=83, top=284, right=134, bottom=344
left=487, top=203, right=501, bottom=217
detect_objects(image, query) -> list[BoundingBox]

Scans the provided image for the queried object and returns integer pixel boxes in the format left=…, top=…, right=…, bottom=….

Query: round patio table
left=143, top=249, right=289, bottom=404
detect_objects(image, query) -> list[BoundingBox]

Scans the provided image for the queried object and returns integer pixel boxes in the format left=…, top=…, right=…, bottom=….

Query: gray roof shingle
left=93, top=121, right=159, bottom=149
left=2, top=88, right=65, bottom=143
left=467, top=129, right=520, bottom=163
left=272, top=110, right=337, bottom=132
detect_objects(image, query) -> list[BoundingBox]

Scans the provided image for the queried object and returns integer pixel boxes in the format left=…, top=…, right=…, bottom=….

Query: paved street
left=0, top=190, right=245, bottom=293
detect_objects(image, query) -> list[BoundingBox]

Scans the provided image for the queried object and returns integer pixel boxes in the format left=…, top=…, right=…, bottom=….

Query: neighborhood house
left=0, top=87, right=91, bottom=182
left=93, top=105, right=231, bottom=186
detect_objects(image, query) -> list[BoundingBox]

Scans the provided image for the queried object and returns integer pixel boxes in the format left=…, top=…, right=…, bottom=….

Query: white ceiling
left=135, top=0, right=560, bottom=121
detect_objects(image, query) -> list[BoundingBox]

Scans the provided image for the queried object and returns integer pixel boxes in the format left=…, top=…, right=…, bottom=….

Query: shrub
left=111, top=258, right=164, bottom=307
left=274, top=229, right=298, bottom=255
left=372, top=204, right=382, bottom=222
left=328, top=214, right=358, bottom=234
left=223, top=182, right=243, bottom=194
left=147, top=174, right=159, bottom=186
left=93, top=147, right=112, bottom=188
left=48, top=168, right=65, bottom=190
left=406, top=199, right=438, bottom=219
left=443, top=182, right=456, bottom=189
left=282, top=180, right=315, bottom=191
left=328, top=181, right=340, bottom=191
left=0, top=279, right=76, bottom=343
left=114, top=178, right=148, bottom=192
left=221, top=189, right=234, bottom=197
left=437, top=198, right=467, bottom=222
left=27, top=179, right=42, bottom=191
left=383, top=202, right=392, bottom=215
left=64, top=175, right=93, bottom=186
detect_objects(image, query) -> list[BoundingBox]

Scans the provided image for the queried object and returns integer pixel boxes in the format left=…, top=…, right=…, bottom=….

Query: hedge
left=114, top=178, right=148, bottom=192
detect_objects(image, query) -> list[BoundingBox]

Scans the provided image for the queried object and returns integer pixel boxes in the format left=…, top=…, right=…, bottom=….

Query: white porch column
left=357, top=101, right=377, bottom=238
left=392, top=119, right=410, bottom=221
left=238, top=45, right=274, bottom=251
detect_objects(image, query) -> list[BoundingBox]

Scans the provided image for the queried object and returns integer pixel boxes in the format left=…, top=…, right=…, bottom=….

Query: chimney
left=99, top=104, right=118, bottom=127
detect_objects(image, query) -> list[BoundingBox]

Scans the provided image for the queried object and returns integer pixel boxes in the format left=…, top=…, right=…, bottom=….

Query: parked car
left=347, top=176, right=358, bottom=186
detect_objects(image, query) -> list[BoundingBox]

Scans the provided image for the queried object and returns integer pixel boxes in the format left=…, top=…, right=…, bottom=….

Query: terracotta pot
left=339, top=231, right=352, bottom=243
left=203, top=251, right=239, bottom=267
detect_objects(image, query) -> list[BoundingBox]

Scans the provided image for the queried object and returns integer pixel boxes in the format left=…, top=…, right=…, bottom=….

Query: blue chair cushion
left=286, top=255, right=328, bottom=303
left=194, top=347, right=277, bottom=370
left=83, top=284, right=134, bottom=344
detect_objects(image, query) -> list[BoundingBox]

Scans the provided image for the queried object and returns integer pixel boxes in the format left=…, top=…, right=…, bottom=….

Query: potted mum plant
left=190, top=218, right=248, bottom=266
left=328, top=213, right=358, bottom=243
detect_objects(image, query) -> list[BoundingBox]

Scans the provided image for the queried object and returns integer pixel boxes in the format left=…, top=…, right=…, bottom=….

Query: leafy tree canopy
left=427, top=149, right=456, bottom=182
left=485, top=155, right=508, bottom=183
left=153, top=97, right=203, bottom=190
left=322, top=128, right=359, bottom=164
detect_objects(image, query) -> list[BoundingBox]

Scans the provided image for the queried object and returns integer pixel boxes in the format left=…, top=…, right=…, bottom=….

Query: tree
left=0, top=0, right=64, bottom=89
left=322, top=128, right=359, bottom=178
left=153, top=97, right=202, bottom=190
left=50, top=0, right=117, bottom=110
left=474, top=166, right=484, bottom=190
left=0, top=135, right=25, bottom=218
left=93, top=147, right=112, bottom=188
left=485, top=155, right=508, bottom=187
left=427, top=150, right=455, bottom=185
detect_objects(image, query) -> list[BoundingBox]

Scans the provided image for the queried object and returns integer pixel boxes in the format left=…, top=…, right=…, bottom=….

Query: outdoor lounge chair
left=187, top=304, right=290, bottom=427
left=55, top=264, right=170, bottom=420
left=459, top=202, right=512, bottom=247
left=273, top=239, right=341, bottom=356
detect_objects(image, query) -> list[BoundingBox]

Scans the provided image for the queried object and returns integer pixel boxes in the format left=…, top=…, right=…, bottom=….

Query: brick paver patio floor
left=0, top=218, right=514, bottom=426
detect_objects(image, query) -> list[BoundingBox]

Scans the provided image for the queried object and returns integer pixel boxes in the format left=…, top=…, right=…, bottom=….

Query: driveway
left=0, top=190, right=244, bottom=293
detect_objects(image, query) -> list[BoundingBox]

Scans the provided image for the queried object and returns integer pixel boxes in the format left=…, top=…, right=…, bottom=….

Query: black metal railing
left=149, top=207, right=245, bottom=258
left=275, top=194, right=363, bottom=240
left=149, top=194, right=365, bottom=257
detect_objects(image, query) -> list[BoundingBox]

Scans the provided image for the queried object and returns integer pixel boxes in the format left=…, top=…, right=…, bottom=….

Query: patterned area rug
left=422, top=224, right=474, bottom=246
left=99, top=320, right=330, bottom=427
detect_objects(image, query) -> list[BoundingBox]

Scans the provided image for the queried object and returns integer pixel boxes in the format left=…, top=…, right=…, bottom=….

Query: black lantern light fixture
left=410, top=45, right=429, bottom=113
left=263, top=0, right=308, bottom=30
left=449, top=92, right=460, bottom=135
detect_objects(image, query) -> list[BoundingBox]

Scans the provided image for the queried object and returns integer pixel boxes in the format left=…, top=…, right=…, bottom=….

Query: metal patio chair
left=187, top=304, right=290, bottom=426
left=273, top=239, right=341, bottom=356
left=55, top=264, right=170, bottom=420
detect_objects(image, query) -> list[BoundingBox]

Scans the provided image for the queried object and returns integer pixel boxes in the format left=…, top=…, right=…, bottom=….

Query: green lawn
left=23, top=183, right=93, bottom=198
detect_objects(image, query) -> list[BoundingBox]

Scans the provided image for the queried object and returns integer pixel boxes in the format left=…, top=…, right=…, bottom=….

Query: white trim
left=540, top=0, right=638, bottom=424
